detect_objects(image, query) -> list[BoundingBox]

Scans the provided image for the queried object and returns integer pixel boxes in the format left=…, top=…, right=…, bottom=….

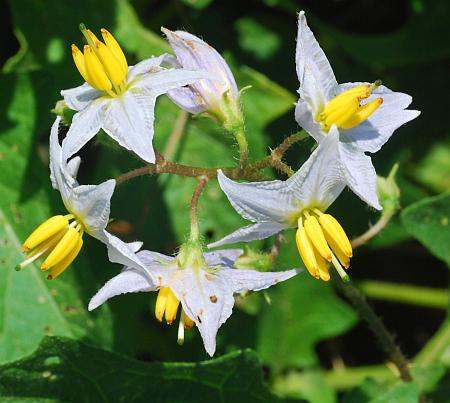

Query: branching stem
left=115, top=131, right=308, bottom=185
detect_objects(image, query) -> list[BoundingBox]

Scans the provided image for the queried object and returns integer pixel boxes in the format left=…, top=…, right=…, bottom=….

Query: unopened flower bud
left=162, top=28, right=239, bottom=122
left=376, top=164, right=401, bottom=214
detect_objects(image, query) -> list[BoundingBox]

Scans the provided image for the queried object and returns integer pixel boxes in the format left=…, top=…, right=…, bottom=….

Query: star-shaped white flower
left=61, top=26, right=217, bottom=163
left=18, top=117, right=148, bottom=279
left=209, top=130, right=353, bottom=282
left=295, top=11, right=420, bottom=209
left=89, top=248, right=298, bottom=356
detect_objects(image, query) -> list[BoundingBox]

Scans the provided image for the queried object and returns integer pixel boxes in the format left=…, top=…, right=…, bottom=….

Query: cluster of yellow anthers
left=295, top=209, right=352, bottom=281
left=318, top=82, right=383, bottom=131
left=17, top=215, right=84, bottom=280
left=71, top=24, right=128, bottom=96
left=155, top=288, right=194, bottom=330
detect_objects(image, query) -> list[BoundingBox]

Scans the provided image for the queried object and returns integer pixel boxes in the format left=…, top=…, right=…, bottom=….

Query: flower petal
left=127, top=54, right=172, bottom=82
left=71, top=179, right=116, bottom=235
left=294, top=99, right=326, bottom=143
left=61, top=82, right=102, bottom=111
left=88, top=268, right=154, bottom=311
left=61, top=97, right=107, bottom=161
left=296, top=11, right=337, bottom=114
left=134, top=68, right=218, bottom=98
left=169, top=269, right=235, bottom=356
left=208, top=222, right=288, bottom=248
left=49, top=118, right=76, bottom=206
left=217, top=170, right=297, bottom=223
left=99, top=230, right=150, bottom=273
left=338, top=142, right=381, bottom=210
left=286, top=127, right=345, bottom=209
left=167, top=86, right=207, bottom=114
left=102, top=91, right=156, bottom=163
left=204, top=249, right=243, bottom=267
left=339, top=83, right=420, bottom=153
left=67, top=156, right=81, bottom=180
left=224, top=267, right=300, bottom=294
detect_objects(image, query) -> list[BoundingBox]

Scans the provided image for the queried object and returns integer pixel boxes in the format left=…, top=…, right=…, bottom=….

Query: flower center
left=317, top=81, right=383, bottom=131
left=295, top=209, right=352, bottom=281
left=154, top=287, right=194, bottom=345
left=18, top=214, right=84, bottom=279
left=71, top=24, right=128, bottom=97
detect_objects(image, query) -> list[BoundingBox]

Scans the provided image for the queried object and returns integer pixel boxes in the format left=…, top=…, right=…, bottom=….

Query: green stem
left=351, top=211, right=395, bottom=249
left=415, top=320, right=450, bottom=366
left=234, top=125, right=249, bottom=170
left=335, top=279, right=413, bottom=382
left=358, top=280, right=449, bottom=310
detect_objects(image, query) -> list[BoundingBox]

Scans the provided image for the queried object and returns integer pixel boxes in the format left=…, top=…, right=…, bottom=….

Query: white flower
left=209, top=129, right=352, bottom=282
left=162, top=28, right=239, bottom=120
left=295, top=11, right=420, bottom=209
left=88, top=247, right=298, bottom=356
left=17, top=117, right=148, bottom=279
left=61, top=26, right=217, bottom=163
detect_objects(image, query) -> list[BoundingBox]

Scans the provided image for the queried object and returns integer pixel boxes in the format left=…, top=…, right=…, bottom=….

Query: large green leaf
left=0, top=336, right=293, bottom=403
left=0, top=72, right=114, bottom=364
left=401, top=192, right=450, bottom=266
left=256, top=234, right=357, bottom=369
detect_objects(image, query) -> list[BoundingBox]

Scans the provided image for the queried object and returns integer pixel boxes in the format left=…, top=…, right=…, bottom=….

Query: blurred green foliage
left=1, top=0, right=450, bottom=402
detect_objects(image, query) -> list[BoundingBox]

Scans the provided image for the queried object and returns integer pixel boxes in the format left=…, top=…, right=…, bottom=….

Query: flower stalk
left=189, top=177, right=208, bottom=242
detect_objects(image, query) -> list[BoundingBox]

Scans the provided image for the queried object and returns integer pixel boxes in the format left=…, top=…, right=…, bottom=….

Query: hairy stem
left=335, top=279, right=413, bottom=382
left=234, top=125, right=249, bottom=170
left=189, top=177, right=209, bottom=241
left=115, top=131, right=308, bottom=185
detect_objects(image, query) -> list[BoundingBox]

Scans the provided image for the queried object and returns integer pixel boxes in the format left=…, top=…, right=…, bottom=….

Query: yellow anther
left=22, top=215, right=69, bottom=253
left=164, top=289, right=180, bottom=325
left=319, top=83, right=382, bottom=130
left=322, top=85, right=370, bottom=116
left=327, top=235, right=350, bottom=269
left=86, top=29, right=100, bottom=44
left=324, top=98, right=359, bottom=128
left=155, top=287, right=170, bottom=322
left=101, top=28, right=128, bottom=74
left=71, top=45, right=90, bottom=83
left=295, top=226, right=319, bottom=279
left=94, top=40, right=127, bottom=87
left=41, top=227, right=81, bottom=270
left=304, top=215, right=331, bottom=261
left=72, top=25, right=128, bottom=96
left=83, top=45, right=112, bottom=91
left=313, top=248, right=330, bottom=282
left=48, top=237, right=83, bottom=280
left=340, top=98, right=383, bottom=129
left=319, top=214, right=352, bottom=258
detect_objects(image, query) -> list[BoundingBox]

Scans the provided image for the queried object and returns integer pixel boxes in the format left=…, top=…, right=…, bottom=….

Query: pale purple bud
left=162, top=28, right=239, bottom=117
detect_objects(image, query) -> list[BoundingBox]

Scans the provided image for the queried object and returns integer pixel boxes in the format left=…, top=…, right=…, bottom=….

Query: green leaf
left=411, top=137, right=450, bottom=193
left=0, top=72, right=113, bottom=364
left=256, top=234, right=357, bottom=369
left=0, top=336, right=289, bottom=403
left=180, top=0, right=214, bottom=10
left=401, top=191, right=450, bottom=265
left=343, top=378, right=421, bottom=403
left=235, top=18, right=281, bottom=60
